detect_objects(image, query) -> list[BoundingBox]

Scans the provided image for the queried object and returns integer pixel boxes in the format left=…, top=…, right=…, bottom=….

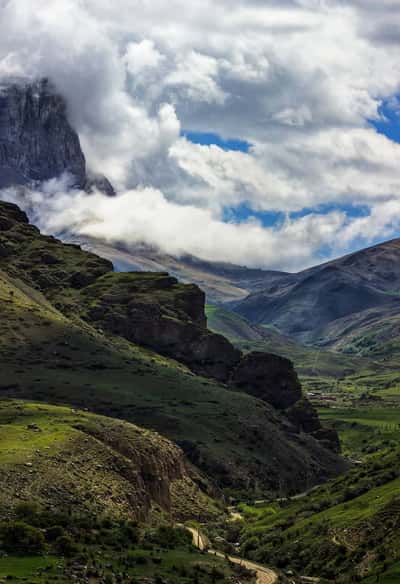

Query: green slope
left=238, top=447, right=400, bottom=582
left=0, top=400, right=217, bottom=522
left=0, top=203, right=345, bottom=496
left=0, top=399, right=250, bottom=582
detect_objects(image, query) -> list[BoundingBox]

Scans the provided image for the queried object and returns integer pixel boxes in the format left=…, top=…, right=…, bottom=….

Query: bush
left=0, top=521, right=46, bottom=554
left=15, top=501, right=40, bottom=523
left=145, top=526, right=191, bottom=549
left=54, top=534, right=79, bottom=557
left=46, top=525, right=66, bottom=542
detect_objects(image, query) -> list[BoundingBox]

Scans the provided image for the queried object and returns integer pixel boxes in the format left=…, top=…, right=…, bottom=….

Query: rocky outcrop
left=80, top=272, right=241, bottom=381
left=0, top=78, right=113, bottom=194
left=229, top=352, right=340, bottom=451
left=229, top=352, right=302, bottom=409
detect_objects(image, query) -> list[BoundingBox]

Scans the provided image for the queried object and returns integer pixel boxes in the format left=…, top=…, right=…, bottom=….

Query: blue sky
left=7, top=0, right=400, bottom=270
left=371, top=97, right=400, bottom=144
left=182, top=131, right=251, bottom=153
left=184, top=121, right=397, bottom=230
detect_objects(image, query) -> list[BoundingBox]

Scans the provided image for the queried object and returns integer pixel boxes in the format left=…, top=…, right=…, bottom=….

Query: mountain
left=0, top=78, right=114, bottom=194
left=206, top=305, right=373, bottom=381
left=0, top=199, right=346, bottom=497
left=235, top=238, right=400, bottom=350
left=69, top=236, right=286, bottom=304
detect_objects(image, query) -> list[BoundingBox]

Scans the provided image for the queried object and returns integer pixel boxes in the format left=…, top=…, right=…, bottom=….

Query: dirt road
left=187, top=527, right=278, bottom=584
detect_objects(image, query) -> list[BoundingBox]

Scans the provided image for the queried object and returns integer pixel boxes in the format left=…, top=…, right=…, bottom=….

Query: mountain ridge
left=235, top=237, right=400, bottom=350
left=0, top=199, right=347, bottom=496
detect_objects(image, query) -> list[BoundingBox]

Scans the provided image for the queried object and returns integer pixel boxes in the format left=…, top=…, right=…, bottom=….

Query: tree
left=0, top=521, right=45, bottom=554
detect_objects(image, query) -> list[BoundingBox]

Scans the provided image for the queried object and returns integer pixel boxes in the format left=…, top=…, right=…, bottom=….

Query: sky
left=1, top=0, right=400, bottom=271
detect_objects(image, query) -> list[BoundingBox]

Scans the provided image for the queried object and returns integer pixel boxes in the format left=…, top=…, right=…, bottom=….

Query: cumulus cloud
left=1, top=0, right=400, bottom=269
left=1, top=178, right=347, bottom=270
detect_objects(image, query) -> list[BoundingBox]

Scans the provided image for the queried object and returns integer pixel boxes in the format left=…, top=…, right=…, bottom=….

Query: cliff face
left=229, top=352, right=303, bottom=410
left=0, top=78, right=113, bottom=194
left=80, top=272, right=241, bottom=381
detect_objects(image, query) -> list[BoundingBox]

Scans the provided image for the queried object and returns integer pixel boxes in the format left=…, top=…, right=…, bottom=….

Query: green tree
left=0, top=521, right=45, bottom=554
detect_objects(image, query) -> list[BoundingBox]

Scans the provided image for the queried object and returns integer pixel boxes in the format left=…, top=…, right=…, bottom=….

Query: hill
left=238, top=446, right=400, bottom=583
left=0, top=400, right=216, bottom=522
left=0, top=200, right=346, bottom=496
left=0, top=404, right=255, bottom=584
left=206, top=305, right=369, bottom=380
left=235, top=238, right=400, bottom=349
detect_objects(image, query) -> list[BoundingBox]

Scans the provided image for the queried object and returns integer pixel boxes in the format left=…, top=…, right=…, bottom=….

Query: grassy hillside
left=0, top=400, right=254, bottom=583
left=0, top=400, right=218, bottom=522
left=0, top=201, right=346, bottom=497
left=237, top=446, right=400, bottom=582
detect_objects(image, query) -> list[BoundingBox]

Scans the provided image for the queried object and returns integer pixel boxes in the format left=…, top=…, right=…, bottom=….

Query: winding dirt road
left=187, top=527, right=278, bottom=584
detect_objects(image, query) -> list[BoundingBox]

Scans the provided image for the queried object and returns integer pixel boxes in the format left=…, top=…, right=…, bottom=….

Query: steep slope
left=0, top=78, right=113, bottom=194
left=235, top=239, right=400, bottom=347
left=0, top=400, right=215, bottom=522
left=0, top=200, right=347, bottom=495
left=240, top=446, right=400, bottom=583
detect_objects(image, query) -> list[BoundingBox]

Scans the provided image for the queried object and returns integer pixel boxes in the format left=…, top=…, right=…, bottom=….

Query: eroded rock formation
left=0, top=78, right=113, bottom=194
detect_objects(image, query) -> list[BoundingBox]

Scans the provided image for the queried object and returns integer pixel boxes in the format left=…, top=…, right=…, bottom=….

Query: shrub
left=54, top=534, right=79, bottom=557
left=0, top=521, right=46, bottom=554
left=15, top=502, right=40, bottom=523
left=145, top=526, right=191, bottom=549
left=46, top=525, right=66, bottom=542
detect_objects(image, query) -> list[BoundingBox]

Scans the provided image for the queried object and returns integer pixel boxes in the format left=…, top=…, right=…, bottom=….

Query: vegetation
left=0, top=507, right=253, bottom=583
left=0, top=201, right=344, bottom=496
left=3, top=201, right=400, bottom=583
left=0, top=400, right=220, bottom=522
left=234, top=447, right=400, bottom=582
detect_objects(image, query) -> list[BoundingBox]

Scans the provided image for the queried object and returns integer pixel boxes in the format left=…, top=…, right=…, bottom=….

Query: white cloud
left=0, top=179, right=347, bottom=271
left=124, top=40, right=165, bottom=76
left=1, top=0, right=400, bottom=269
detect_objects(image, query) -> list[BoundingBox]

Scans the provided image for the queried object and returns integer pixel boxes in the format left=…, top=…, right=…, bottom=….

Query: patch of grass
left=319, top=406, right=400, bottom=458
left=0, top=555, right=63, bottom=582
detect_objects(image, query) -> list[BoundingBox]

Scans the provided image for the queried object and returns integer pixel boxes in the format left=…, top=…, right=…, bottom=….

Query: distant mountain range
left=74, top=235, right=400, bottom=365
left=69, top=236, right=286, bottom=304
left=234, top=238, right=400, bottom=352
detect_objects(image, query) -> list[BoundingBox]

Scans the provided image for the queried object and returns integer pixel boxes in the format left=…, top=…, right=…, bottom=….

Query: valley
left=0, top=77, right=399, bottom=584
left=0, top=197, right=398, bottom=583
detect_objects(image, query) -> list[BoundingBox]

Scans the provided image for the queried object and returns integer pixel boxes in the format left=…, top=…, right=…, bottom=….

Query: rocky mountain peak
left=0, top=77, right=113, bottom=195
